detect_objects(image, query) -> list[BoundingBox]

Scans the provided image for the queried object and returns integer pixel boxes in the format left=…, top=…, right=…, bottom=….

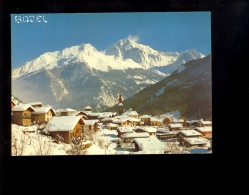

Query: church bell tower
left=118, top=93, right=124, bottom=115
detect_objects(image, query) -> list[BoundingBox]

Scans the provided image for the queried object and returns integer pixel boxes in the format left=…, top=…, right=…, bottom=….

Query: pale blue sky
left=11, top=12, right=211, bottom=68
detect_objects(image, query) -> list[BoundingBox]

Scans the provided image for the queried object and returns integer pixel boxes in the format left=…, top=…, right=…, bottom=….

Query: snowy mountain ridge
left=12, top=37, right=205, bottom=80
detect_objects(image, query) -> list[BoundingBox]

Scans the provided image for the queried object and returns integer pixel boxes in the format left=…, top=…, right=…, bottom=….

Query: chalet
left=12, top=104, right=35, bottom=126
left=156, top=128, right=177, bottom=140
left=98, top=112, right=114, bottom=121
left=168, top=123, right=183, bottom=131
left=130, top=118, right=142, bottom=126
left=46, top=116, right=84, bottom=144
left=83, top=119, right=99, bottom=132
left=32, top=106, right=57, bottom=125
left=87, top=113, right=100, bottom=120
left=122, top=108, right=139, bottom=118
left=101, top=117, right=115, bottom=125
left=117, top=127, right=134, bottom=137
left=113, top=117, right=133, bottom=127
left=150, top=117, right=163, bottom=127
left=121, top=132, right=150, bottom=143
left=133, top=136, right=170, bottom=154
left=194, top=126, right=212, bottom=138
left=27, top=102, right=43, bottom=108
left=199, top=119, right=212, bottom=127
left=106, top=123, right=119, bottom=130
left=171, top=118, right=184, bottom=126
left=134, top=126, right=157, bottom=136
left=139, top=115, right=151, bottom=126
left=181, top=137, right=209, bottom=148
left=60, top=108, right=77, bottom=116
left=176, top=130, right=201, bottom=144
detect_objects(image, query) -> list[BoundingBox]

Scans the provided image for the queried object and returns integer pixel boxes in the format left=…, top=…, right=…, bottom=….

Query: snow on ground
left=11, top=124, right=209, bottom=155
left=11, top=124, right=130, bottom=155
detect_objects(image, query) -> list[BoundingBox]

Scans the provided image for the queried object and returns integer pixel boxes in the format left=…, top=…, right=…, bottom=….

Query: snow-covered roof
left=106, top=123, right=119, bottom=127
left=12, top=99, right=19, bottom=105
left=133, top=136, right=169, bottom=152
left=187, top=120, right=198, bottom=124
left=83, top=111, right=92, bottom=115
left=89, top=113, right=99, bottom=117
left=84, top=106, right=92, bottom=110
left=122, top=109, right=139, bottom=116
left=32, top=106, right=56, bottom=115
left=12, top=104, right=35, bottom=112
left=69, top=111, right=87, bottom=117
left=121, top=132, right=150, bottom=138
left=118, top=103, right=123, bottom=106
left=156, top=128, right=169, bottom=133
left=194, top=126, right=212, bottom=132
left=183, top=137, right=208, bottom=145
left=84, top=120, right=99, bottom=125
left=135, top=126, right=157, bottom=133
left=156, top=131, right=177, bottom=136
left=60, top=108, right=77, bottom=112
left=178, top=130, right=201, bottom=136
left=101, top=117, right=114, bottom=122
left=150, top=117, right=162, bottom=122
left=47, top=116, right=83, bottom=131
left=168, top=123, right=182, bottom=128
left=98, top=112, right=113, bottom=118
left=113, top=118, right=132, bottom=124
left=139, top=115, right=151, bottom=119
left=117, top=127, right=134, bottom=132
left=200, top=121, right=212, bottom=125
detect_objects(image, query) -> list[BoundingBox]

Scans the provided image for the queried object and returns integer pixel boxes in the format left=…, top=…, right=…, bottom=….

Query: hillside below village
left=11, top=95, right=212, bottom=155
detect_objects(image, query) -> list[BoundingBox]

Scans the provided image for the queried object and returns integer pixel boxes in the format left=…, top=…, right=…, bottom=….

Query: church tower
left=118, top=93, right=124, bottom=115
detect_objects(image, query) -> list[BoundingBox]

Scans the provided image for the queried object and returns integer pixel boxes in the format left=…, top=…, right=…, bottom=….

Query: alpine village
left=11, top=91, right=212, bottom=155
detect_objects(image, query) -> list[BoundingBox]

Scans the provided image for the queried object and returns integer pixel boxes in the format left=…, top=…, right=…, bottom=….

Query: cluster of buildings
left=11, top=94, right=212, bottom=154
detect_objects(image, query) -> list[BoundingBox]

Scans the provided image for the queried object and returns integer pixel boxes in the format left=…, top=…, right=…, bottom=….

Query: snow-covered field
left=11, top=124, right=140, bottom=156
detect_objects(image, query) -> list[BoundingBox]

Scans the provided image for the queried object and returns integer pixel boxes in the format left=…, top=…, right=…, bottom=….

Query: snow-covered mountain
left=105, top=55, right=212, bottom=120
left=11, top=37, right=205, bottom=110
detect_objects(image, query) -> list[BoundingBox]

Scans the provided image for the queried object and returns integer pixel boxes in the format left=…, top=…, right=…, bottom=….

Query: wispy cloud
left=128, top=35, right=139, bottom=43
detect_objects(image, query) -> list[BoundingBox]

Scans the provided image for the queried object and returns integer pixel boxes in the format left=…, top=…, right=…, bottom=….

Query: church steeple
left=118, top=93, right=124, bottom=115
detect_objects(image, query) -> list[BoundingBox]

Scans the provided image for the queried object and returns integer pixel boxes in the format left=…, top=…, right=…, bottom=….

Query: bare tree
left=164, top=139, right=190, bottom=154
left=103, top=140, right=112, bottom=155
left=33, top=134, right=54, bottom=155
left=66, top=135, right=91, bottom=155
left=11, top=131, right=27, bottom=156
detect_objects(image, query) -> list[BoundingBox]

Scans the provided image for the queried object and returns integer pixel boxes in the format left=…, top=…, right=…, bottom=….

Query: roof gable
left=12, top=104, right=35, bottom=112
